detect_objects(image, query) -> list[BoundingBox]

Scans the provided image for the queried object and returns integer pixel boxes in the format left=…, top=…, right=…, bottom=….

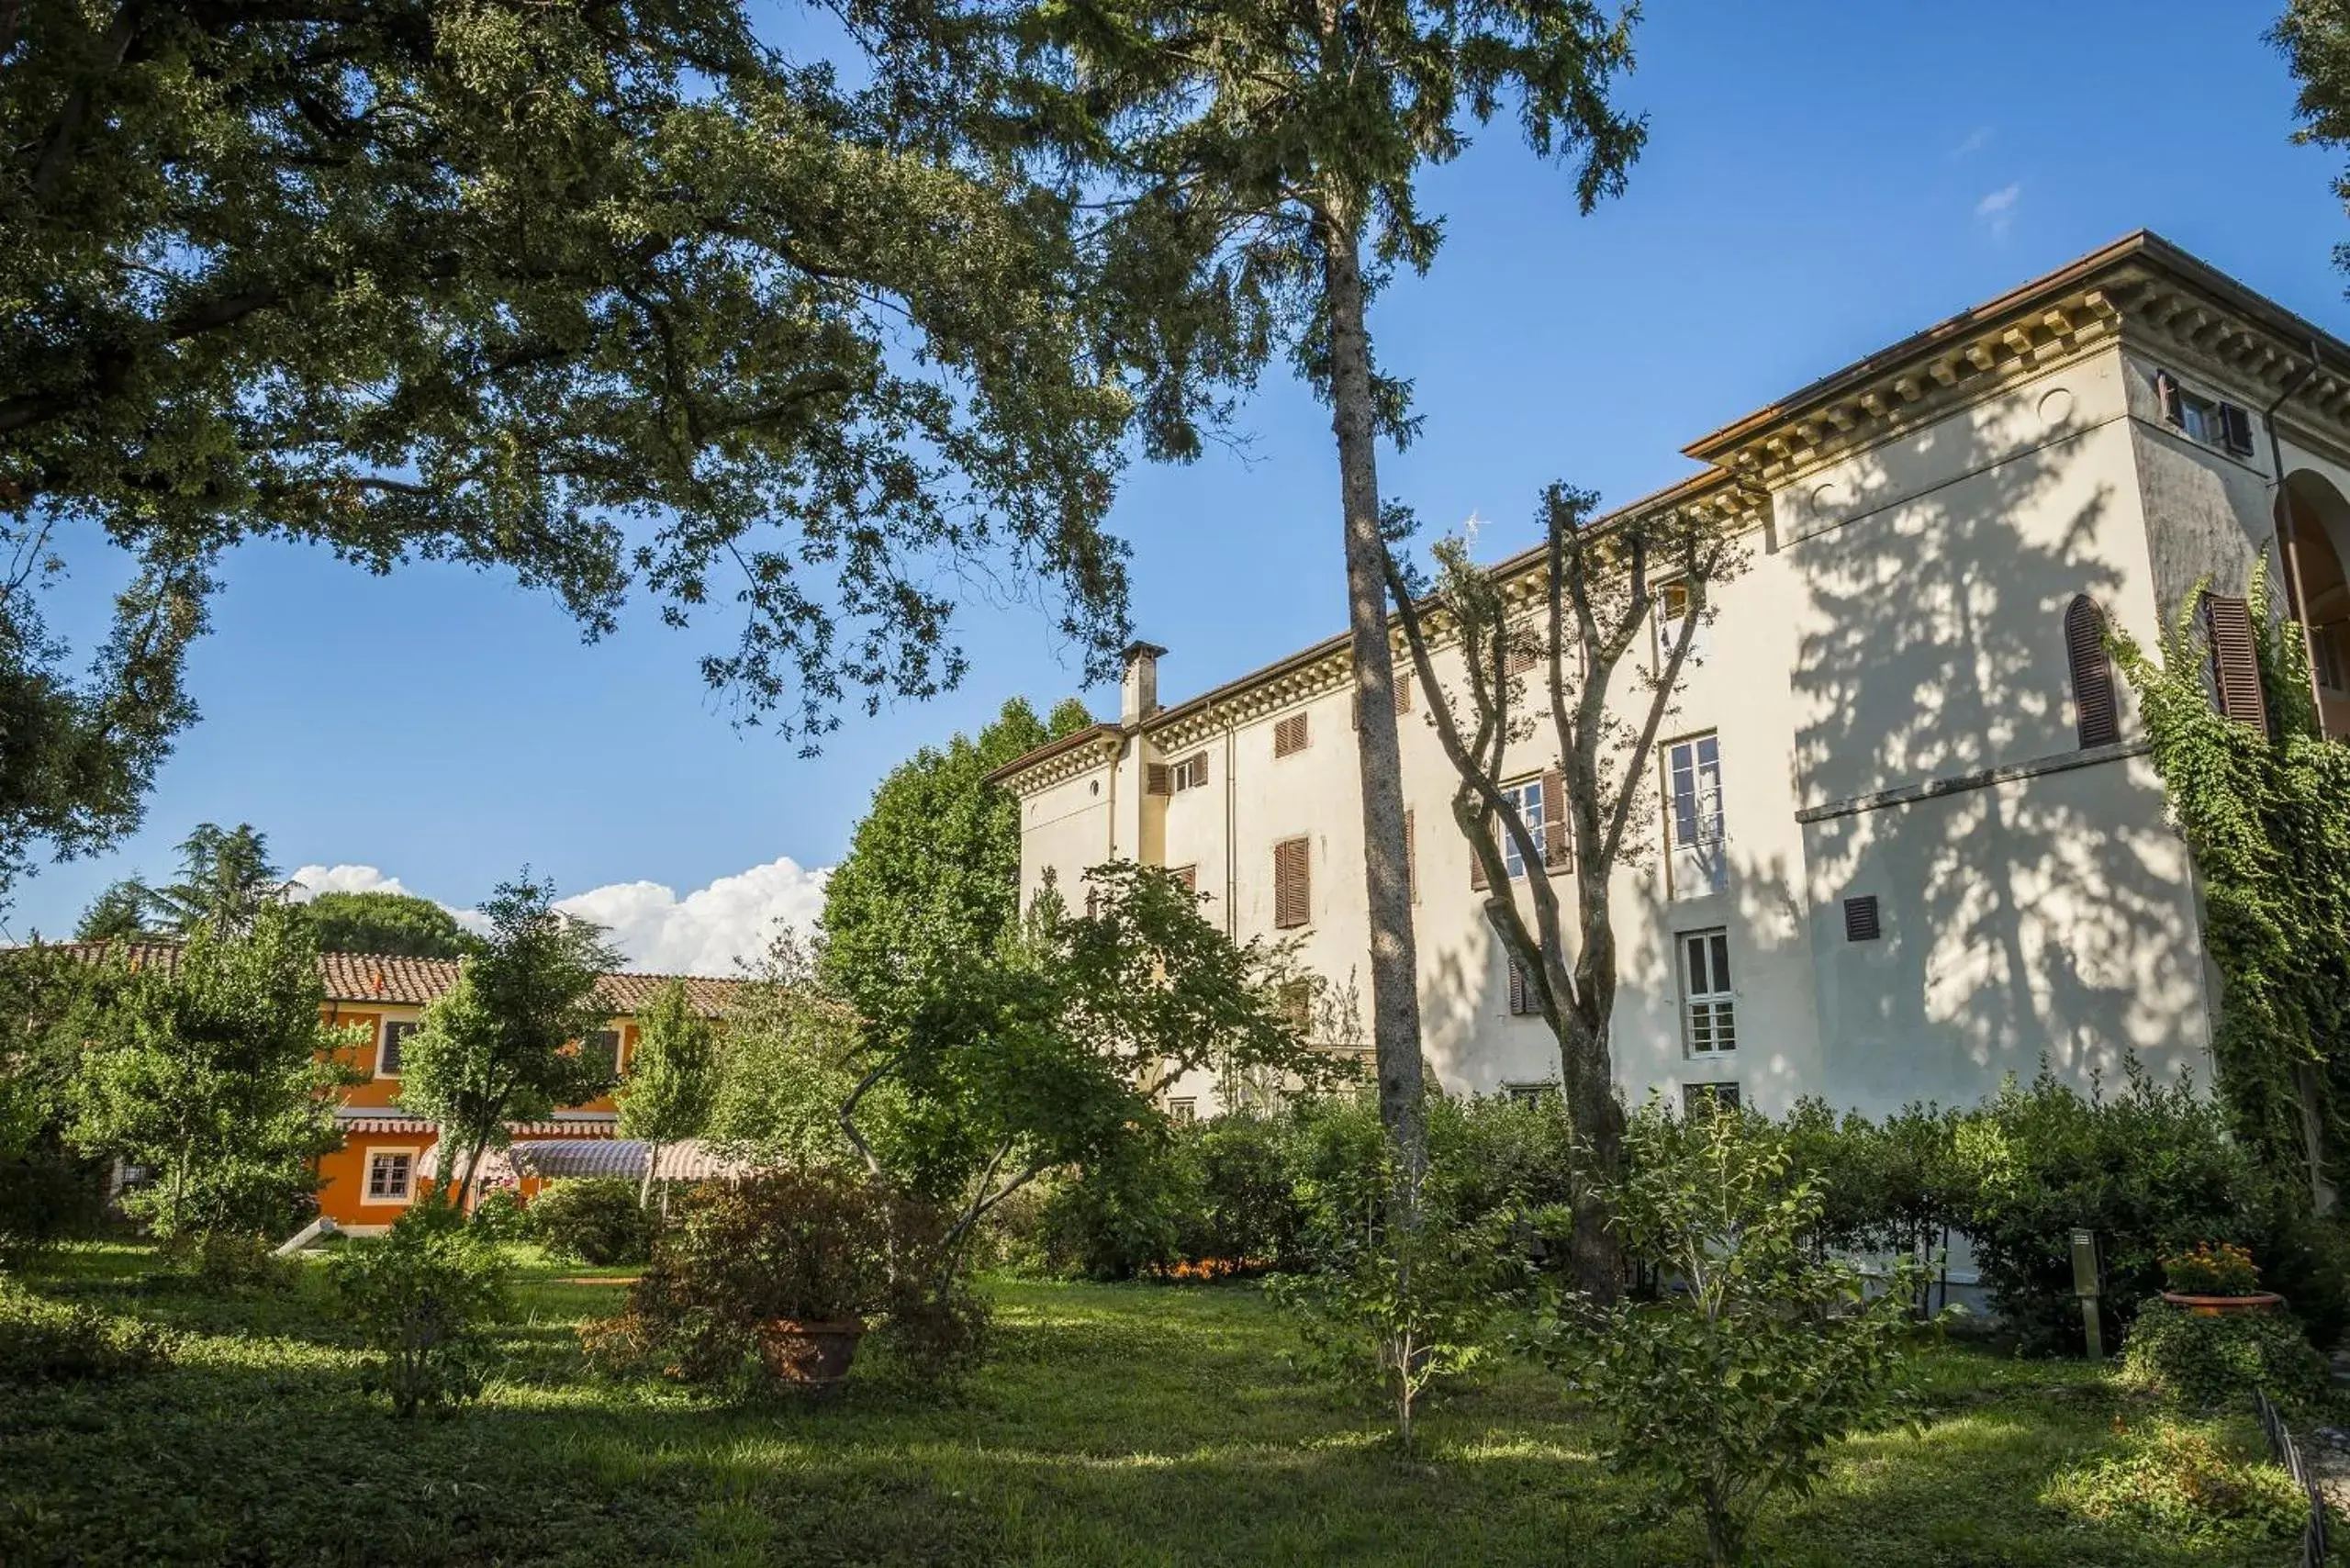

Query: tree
left=842, top=861, right=1326, bottom=1282
left=0, top=1, right=1255, bottom=900
left=73, top=879, right=156, bottom=942
left=1013, top=0, right=1648, bottom=1218
left=0, top=943, right=114, bottom=1250
left=395, top=876, right=620, bottom=1209
left=1385, top=485, right=1742, bottom=1294
left=143, top=823, right=288, bottom=935
left=617, top=980, right=722, bottom=1209
left=704, top=929, right=888, bottom=1173
left=302, top=890, right=480, bottom=959
left=68, top=905, right=353, bottom=1238
left=2277, top=0, right=2350, bottom=286
left=820, top=695, right=1093, bottom=1018
left=1528, top=1102, right=1924, bottom=1568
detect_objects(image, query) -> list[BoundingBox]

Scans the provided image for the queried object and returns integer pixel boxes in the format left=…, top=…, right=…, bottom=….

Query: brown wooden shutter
left=1404, top=810, right=1416, bottom=903
left=1508, top=633, right=1539, bottom=675
left=1273, top=837, right=1311, bottom=928
left=1172, top=864, right=1198, bottom=894
left=1147, top=763, right=1171, bottom=796
left=1506, top=958, right=1528, bottom=1017
left=1350, top=692, right=1360, bottom=731
left=1540, top=768, right=1569, bottom=871
left=2156, top=369, right=2184, bottom=427
left=1274, top=712, right=1309, bottom=756
left=2064, top=596, right=2119, bottom=748
left=2203, top=592, right=2269, bottom=732
left=1393, top=672, right=1413, bottom=714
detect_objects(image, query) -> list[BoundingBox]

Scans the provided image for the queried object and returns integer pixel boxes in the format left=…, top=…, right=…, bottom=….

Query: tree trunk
left=1318, top=207, right=1428, bottom=1218
left=1560, top=1005, right=1627, bottom=1300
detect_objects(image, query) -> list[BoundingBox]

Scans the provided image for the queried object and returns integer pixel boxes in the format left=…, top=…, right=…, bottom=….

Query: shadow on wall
left=1786, top=385, right=2207, bottom=1111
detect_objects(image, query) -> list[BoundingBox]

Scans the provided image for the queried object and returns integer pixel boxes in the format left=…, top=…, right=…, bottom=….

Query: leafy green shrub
left=529, top=1177, right=657, bottom=1266
left=468, top=1186, right=531, bottom=1244
left=1038, top=1136, right=1199, bottom=1280
left=1945, top=1063, right=2269, bottom=1354
left=584, top=1171, right=935, bottom=1388
left=2120, top=1298, right=2332, bottom=1415
left=1177, top=1114, right=1304, bottom=1269
left=331, top=1202, right=509, bottom=1417
left=159, top=1228, right=301, bottom=1294
left=1529, top=1101, right=1927, bottom=1568
left=0, top=1278, right=176, bottom=1384
left=1267, top=1127, right=1530, bottom=1449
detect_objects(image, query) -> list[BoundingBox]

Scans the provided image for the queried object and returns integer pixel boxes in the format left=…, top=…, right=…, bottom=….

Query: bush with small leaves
left=1527, top=1101, right=1928, bottom=1568
left=468, top=1186, right=531, bottom=1246
left=2120, top=1297, right=2333, bottom=1416
left=0, top=1278, right=176, bottom=1384
left=331, top=1203, right=509, bottom=1417
left=528, top=1177, right=658, bottom=1266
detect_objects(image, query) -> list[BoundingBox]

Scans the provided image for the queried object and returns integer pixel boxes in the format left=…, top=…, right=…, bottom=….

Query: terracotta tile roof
left=25, top=941, right=747, bottom=1017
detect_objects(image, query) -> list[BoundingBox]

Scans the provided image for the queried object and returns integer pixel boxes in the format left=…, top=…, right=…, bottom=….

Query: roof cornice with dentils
left=991, top=230, right=2350, bottom=795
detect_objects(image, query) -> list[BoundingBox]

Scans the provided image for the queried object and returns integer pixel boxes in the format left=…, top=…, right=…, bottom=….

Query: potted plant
left=2158, top=1242, right=2283, bottom=1316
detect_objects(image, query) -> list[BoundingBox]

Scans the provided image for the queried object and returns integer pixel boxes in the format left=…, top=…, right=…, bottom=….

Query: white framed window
left=1655, top=580, right=1710, bottom=666
left=1500, top=777, right=1545, bottom=879
left=1503, top=1081, right=1553, bottom=1107
left=1168, top=1097, right=1198, bottom=1125
left=1170, top=752, right=1209, bottom=791
left=375, top=1020, right=418, bottom=1079
left=1678, top=928, right=1736, bottom=1056
left=1665, top=734, right=1727, bottom=898
left=363, top=1148, right=418, bottom=1204
left=2156, top=369, right=2255, bottom=456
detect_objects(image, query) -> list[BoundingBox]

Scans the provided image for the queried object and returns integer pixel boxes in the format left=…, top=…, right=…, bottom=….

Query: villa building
left=50, top=943, right=744, bottom=1229
left=989, top=231, right=2350, bottom=1124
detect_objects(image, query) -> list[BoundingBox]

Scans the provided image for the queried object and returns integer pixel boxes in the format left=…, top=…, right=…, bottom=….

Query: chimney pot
left=1120, top=641, right=1168, bottom=727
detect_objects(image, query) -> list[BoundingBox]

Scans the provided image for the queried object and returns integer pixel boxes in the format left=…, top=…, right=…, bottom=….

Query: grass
left=0, top=1241, right=2309, bottom=1566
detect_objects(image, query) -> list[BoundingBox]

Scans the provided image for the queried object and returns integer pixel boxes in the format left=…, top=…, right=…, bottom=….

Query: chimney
left=1120, top=641, right=1168, bottom=727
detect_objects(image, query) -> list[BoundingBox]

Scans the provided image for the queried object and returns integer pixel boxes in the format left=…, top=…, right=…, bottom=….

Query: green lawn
left=0, top=1243, right=2307, bottom=1566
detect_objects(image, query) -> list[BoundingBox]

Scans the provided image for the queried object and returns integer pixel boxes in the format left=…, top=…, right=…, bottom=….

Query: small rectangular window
left=1273, top=713, right=1310, bottom=757
left=582, top=1029, right=621, bottom=1078
left=1679, top=929, right=1736, bottom=1055
left=2314, top=629, right=2346, bottom=695
left=1665, top=734, right=1728, bottom=898
left=1656, top=580, right=1710, bottom=666
left=1501, top=776, right=1545, bottom=879
left=1167, top=1098, right=1197, bottom=1125
left=1170, top=752, right=1209, bottom=791
left=377, top=1020, right=418, bottom=1078
left=1503, top=1082, right=1550, bottom=1107
left=1169, top=864, right=1199, bottom=895
left=365, top=1150, right=414, bottom=1202
left=1681, top=1081, right=1740, bottom=1116
left=1843, top=895, right=1881, bottom=943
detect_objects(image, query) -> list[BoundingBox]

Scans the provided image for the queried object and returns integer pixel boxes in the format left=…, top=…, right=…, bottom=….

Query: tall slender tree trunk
left=1318, top=207, right=1428, bottom=1215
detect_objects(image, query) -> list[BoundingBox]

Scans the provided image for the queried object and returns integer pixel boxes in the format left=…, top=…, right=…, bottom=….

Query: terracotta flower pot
left=756, top=1316, right=865, bottom=1389
left=2160, top=1290, right=2285, bottom=1317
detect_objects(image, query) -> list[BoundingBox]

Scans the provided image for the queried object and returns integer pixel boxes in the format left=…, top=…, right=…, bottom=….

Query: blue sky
left=10, top=0, right=2344, bottom=968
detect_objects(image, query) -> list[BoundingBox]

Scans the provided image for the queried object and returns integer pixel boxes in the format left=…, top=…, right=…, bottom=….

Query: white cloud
left=553, top=857, right=830, bottom=976
left=287, top=856, right=831, bottom=975
left=1974, top=183, right=2021, bottom=238
left=288, top=864, right=415, bottom=900
left=1951, top=126, right=1993, bottom=161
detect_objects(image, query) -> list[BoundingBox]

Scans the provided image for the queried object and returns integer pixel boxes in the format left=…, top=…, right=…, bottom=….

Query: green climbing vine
left=2111, top=566, right=2350, bottom=1200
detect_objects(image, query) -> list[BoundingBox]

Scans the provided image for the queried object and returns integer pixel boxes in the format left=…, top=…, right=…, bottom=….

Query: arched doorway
left=2278, top=470, right=2350, bottom=740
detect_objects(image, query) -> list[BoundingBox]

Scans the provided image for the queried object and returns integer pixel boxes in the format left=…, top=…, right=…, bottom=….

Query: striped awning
left=417, top=1137, right=756, bottom=1182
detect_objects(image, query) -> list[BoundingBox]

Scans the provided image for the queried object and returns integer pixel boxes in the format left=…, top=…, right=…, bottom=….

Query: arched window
left=2065, top=595, right=2119, bottom=747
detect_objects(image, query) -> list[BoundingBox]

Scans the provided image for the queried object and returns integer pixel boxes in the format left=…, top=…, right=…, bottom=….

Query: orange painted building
left=52, top=945, right=744, bottom=1231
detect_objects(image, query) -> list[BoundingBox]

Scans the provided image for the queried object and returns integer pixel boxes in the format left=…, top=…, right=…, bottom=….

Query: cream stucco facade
left=990, top=232, right=2350, bottom=1126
